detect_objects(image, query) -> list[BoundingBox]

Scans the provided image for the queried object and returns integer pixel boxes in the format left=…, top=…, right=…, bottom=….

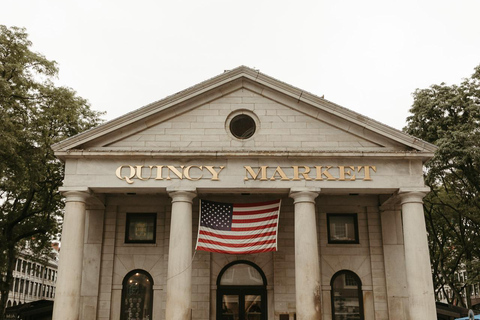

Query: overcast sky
left=2, top=0, right=480, bottom=130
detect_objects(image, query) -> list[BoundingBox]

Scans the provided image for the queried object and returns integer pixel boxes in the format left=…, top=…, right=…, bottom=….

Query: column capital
left=167, top=187, right=197, bottom=204
left=398, top=187, right=430, bottom=205
left=289, top=187, right=320, bottom=204
left=62, top=190, right=91, bottom=203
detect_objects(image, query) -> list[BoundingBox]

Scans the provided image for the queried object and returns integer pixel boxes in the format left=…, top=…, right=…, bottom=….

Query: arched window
left=7, top=300, right=11, bottom=308
left=121, top=269, right=154, bottom=320
left=331, top=270, right=364, bottom=320
left=217, top=260, right=267, bottom=320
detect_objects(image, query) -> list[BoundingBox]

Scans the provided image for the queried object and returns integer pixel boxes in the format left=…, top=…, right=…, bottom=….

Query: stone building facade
left=6, top=243, right=58, bottom=308
left=51, top=66, right=437, bottom=320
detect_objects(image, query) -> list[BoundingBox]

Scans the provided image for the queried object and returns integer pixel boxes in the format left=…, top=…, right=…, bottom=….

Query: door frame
left=216, top=261, right=268, bottom=320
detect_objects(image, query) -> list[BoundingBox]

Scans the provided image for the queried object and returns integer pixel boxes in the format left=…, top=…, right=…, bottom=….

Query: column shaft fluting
left=166, top=189, right=196, bottom=320
left=290, top=188, right=321, bottom=320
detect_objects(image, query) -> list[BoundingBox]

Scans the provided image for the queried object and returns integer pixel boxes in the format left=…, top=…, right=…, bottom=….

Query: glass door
left=218, top=289, right=265, bottom=320
left=245, top=295, right=262, bottom=320
left=217, top=261, right=267, bottom=320
left=221, top=295, right=239, bottom=320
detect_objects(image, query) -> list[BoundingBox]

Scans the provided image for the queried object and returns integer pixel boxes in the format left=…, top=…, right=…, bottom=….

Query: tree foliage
left=0, top=25, right=103, bottom=318
left=404, top=64, right=480, bottom=308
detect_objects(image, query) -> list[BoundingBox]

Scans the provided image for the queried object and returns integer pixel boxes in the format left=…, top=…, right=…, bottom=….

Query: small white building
left=52, top=66, right=437, bottom=320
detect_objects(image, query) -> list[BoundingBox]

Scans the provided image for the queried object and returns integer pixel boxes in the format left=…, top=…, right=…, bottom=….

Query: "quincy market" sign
left=115, top=165, right=377, bottom=184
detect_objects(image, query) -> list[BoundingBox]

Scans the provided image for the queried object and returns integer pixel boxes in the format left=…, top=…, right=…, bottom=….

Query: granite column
left=166, top=188, right=197, bottom=320
left=399, top=189, right=436, bottom=320
left=52, top=190, right=89, bottom=320
left=290, top=188, right=321, bottom=320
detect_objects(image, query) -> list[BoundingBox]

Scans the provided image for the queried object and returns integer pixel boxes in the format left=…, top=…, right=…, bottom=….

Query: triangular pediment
left=104, top=89, right=392, bottom=151
left=53, top=66, right=436, bottom=158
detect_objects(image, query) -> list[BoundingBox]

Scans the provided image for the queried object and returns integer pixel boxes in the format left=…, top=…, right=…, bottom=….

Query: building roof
left=53, top=66, right=436, bottom=160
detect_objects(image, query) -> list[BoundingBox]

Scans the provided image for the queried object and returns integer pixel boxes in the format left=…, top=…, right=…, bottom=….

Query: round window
left=229, top=114, right=256, bottom=139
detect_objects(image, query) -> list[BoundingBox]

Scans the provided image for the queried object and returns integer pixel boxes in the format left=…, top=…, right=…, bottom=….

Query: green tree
left=404, top=64, right=480, bottom=308
left=0, top=25, right=103, bottom=318
left=423, top=187, right=480, bottom=307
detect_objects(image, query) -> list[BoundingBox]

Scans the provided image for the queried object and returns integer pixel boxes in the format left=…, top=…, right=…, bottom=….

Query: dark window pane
left=125, top=213, right=157, bottom=243
left=221, top=295, right=239, bottom=320
left=328, top=214, right=358, bottom=243
left=230, top=114, right=256, bottom=139
left=245, top=295, right=262, bottom=320
left=121, top=271, right=153, bottom=320
left=332, top=272, right=363, bottom=320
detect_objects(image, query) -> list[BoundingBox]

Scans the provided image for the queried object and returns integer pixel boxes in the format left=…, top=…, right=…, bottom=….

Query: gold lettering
left=292, top=166, right=312, bottom=181
left=204, top=166, right=224, bottom=181
left=116, top=164, right=377, bottom=183
left=155, top=165, right=164, bottom=180
left=358, top=165, right=376, bottom=181
left=116, top=165, right=136, bottom=184
left=136, top=165, right=154, bottom=181
left=166, top=166, right=184, bottom=180
left=270, top=166, right=290, bottom=181
left=338, top=166, right=356, bottom=181
left=315, top=166, right=337, bottom=181
left=184, top=166, right=203, bottom=181
left=244, top=166, right=269, bottom=181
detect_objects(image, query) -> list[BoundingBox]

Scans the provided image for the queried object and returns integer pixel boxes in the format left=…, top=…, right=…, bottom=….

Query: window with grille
left=327, top=214, right=359, bottom=244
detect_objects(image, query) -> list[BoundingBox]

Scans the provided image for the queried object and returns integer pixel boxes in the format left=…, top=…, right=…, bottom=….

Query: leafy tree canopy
left=404, top=64, right=480, bottom=308
left=405, top=65, right=480, bottom=203
left=0, top=25, right=103, bottom=318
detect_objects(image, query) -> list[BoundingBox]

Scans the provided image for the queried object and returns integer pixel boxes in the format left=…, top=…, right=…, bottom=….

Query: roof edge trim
left=52, top=66, right=437, bottom=153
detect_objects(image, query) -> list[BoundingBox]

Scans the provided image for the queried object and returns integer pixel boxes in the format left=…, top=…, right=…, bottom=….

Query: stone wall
left=106, top=88, right=384, bottom=152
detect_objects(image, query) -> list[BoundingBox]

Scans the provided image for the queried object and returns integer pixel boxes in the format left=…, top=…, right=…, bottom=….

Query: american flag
left=196, top=199, right=281, bottom=254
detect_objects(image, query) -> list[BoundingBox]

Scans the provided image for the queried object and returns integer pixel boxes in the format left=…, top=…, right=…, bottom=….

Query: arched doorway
left=217, top=260, right=267, bottom=320
left=120, top=269, right=154, bottom=320
left=330, top=270, right=364, bottom=320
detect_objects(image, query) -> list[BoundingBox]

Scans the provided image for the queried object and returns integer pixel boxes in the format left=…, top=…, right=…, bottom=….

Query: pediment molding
left=53, top=66, right=436, bottom=154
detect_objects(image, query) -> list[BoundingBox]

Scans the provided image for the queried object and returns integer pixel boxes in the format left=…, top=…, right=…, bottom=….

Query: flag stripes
left=195, top=199, right=281, bottom=255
